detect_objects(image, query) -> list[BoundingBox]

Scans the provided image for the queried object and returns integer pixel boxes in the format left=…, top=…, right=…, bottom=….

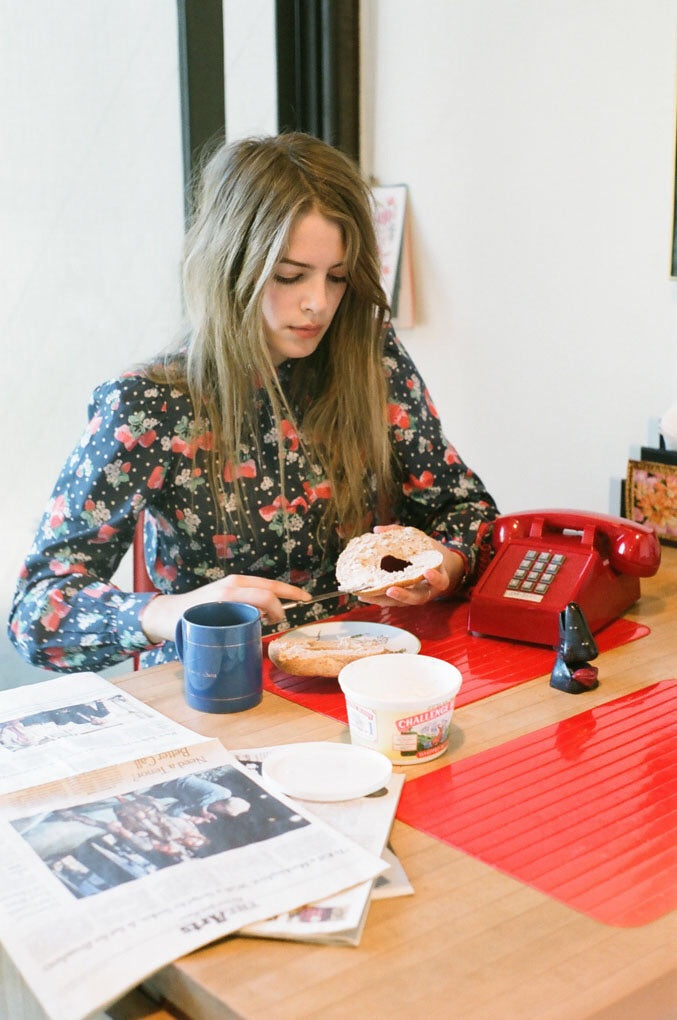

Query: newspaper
left=373, top=845, right=415, bottom=900
left=0, top=674, right=387, bottom=1020
left=232, top=747, right=405, bottom=946
left=0, top=672, right=207, bottom=795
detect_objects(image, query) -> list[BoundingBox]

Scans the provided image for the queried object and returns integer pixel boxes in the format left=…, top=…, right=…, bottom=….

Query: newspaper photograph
left=0, top=736, right=386, bottom=1020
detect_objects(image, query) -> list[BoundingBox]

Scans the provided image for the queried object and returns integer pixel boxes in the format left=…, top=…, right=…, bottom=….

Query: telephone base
left=467, top=573, right=641, bottom=647
left=466, top=508, right=659, bottom=647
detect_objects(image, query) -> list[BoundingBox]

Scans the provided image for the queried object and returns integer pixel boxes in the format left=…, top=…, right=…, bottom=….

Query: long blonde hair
left=148, top=133, right=393, bottom=545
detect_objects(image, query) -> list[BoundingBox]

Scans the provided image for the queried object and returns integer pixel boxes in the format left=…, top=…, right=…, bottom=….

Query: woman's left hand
left=356, top=525, right=466, bottom=608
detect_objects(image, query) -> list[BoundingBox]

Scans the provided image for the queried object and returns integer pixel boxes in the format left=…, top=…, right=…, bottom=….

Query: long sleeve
left=384, top=329, right=499, bottom=582
left=7, top=375, right=187, bottom=672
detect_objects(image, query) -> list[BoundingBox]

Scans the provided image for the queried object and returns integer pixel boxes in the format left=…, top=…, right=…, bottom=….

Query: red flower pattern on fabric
left=213, top=534, right=238, bottom=559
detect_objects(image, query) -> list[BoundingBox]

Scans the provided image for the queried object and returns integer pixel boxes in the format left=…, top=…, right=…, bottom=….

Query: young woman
left=8, top=133, right=498, bottom=673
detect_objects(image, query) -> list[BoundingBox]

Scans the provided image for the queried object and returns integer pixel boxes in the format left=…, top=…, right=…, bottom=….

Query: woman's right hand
left=140, top=575, right=314, bottom=645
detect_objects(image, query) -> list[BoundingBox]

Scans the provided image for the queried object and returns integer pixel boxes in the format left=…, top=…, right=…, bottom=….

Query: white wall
left=362, top=0, right=677, bottom=515
left=0, top=0, right=185, bottom=685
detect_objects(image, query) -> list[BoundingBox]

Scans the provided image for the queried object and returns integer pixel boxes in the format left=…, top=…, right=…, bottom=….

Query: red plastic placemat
left=396, top=680, right=677, bottom=926
left=263, top=600, right=649, bottom=722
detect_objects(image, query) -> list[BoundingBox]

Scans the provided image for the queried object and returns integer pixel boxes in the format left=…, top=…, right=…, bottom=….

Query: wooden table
left=107, top=546, right=677, bottom=1020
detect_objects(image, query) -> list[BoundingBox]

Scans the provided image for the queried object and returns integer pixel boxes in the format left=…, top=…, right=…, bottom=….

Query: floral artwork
left=372, top=185, right=407, bottom=307
left=371, top=185, right=414, bottom=328
left=625, top=459, right=677, bottom=546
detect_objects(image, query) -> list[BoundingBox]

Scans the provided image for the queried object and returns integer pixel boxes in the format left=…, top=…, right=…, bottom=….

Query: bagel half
left=336, top=527, right=443, bottom=597
left=268, top=632, right=391, bottom=678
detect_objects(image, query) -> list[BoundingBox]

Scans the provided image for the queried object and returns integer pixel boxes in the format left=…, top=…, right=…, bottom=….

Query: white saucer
left=261, top=742, right=393, bottom=802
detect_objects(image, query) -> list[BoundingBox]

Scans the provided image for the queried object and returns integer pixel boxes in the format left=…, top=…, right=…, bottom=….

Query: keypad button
left=508, top=547, right=566, bottom=595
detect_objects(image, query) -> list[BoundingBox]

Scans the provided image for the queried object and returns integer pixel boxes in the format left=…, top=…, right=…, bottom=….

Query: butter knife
left=280, top=588, right=357, bottom=611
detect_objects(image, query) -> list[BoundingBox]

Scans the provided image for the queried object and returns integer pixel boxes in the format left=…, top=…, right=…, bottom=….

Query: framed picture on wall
left=625, top=458, right=677, bottom=546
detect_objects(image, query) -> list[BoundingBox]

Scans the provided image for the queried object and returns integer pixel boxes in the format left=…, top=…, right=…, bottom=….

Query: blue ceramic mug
left=174, top=602, right=263, bottom=713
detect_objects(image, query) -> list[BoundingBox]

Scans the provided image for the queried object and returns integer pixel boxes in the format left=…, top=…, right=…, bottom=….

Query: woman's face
left=261, top=209, right=348, bottom=367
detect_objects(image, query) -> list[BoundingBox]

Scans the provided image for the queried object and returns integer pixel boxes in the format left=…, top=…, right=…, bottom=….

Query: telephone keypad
left=505, top=549, right=567, bottom=601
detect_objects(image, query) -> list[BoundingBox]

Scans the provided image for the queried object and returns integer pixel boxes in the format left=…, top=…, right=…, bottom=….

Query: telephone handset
left=467, top=509, right=661, bottom=647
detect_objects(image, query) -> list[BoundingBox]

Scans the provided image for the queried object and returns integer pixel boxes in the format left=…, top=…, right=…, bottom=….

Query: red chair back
left=132, top=512, right=157, bottom=669
left=133, top=512, right=157, bottom=593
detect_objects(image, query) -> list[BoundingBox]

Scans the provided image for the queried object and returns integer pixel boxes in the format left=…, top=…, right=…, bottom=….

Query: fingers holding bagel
left=336, top=525, right=466, bottom=607
left=359, top=566, right=448, bottom=608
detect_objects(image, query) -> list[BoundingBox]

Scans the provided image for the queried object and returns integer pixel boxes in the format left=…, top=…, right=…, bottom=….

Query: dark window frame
left=275, top=0, right=360, bottom=162
left=177, top=0, right=226, bottom=221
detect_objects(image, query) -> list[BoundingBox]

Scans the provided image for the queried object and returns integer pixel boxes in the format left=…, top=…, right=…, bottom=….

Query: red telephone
left=467, top=509, right=661, bottom=647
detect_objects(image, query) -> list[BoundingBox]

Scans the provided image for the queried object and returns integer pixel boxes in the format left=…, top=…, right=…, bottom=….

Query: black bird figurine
left=550, top=601, right=600, bottom=694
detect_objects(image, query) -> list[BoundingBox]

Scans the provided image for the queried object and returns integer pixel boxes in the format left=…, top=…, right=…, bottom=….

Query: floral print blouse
left=8, top=330, right=498, bottom=672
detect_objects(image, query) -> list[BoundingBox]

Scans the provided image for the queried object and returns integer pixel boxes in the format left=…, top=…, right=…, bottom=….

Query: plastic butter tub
left=338, top=653, right=463, bottom=764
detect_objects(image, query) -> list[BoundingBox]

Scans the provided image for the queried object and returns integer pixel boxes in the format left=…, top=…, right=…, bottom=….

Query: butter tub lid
left=261, top=741, right=392, bottom=801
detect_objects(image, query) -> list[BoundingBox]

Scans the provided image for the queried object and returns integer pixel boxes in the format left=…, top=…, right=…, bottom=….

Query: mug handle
left=174, top=620, right=185, bottom=663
